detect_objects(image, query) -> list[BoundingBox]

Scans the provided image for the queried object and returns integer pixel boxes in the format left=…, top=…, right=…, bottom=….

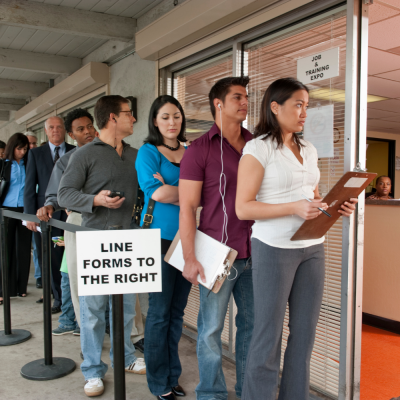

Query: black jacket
left=24, top=142, right=75, bottom=219
left=0, top=160, right=12, bottom=206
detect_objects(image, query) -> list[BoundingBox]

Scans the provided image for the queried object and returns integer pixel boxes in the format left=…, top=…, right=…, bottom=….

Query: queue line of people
left=0, top=75, right=358, bottom=400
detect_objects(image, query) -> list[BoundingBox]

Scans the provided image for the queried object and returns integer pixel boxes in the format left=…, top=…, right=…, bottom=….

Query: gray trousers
left=242, top=239, right=325, bottom=400
left=65, top=212, right=144, bottom=341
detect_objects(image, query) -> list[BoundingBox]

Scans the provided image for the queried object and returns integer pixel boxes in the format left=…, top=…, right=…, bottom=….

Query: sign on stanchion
left=77, top=228, right=162, bottom=400
left=0, top=211, right=31, bottom=346
left=21, top=221, right=76, bottom=380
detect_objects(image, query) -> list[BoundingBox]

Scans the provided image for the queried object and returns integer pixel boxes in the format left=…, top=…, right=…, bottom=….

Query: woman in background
left=0, top=133, right=31, bottom=305
left=136, top=95, right=191, bottom=400
left=367, top=176, right=393, bottom=200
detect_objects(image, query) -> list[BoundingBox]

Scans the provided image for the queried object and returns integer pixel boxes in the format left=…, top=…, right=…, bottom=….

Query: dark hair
left=376, top=175, right=391, bottom=185
left=209, top=76, right=250, bottom=119
left=4, top=133, right=30, bottom=163
left=65, top=108, right=94, bottom=133
left=0, top=140, right=6, bottom=149
left=254, top=78, right=309, bottom=149
left=144, top=95, right=186, bottom=146
left=94, top=95, right=129, bottom=130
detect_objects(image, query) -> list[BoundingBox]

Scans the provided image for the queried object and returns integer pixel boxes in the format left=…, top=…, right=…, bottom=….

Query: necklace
left=162, top=141, right=180, bottom=151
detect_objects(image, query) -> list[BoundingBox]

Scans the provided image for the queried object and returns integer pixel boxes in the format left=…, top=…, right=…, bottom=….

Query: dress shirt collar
left=207, top=123, right=253, bottom=142
left=48, top=141, right=66, bottom=160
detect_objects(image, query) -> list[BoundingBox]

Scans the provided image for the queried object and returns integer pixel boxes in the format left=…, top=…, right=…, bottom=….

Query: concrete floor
left=0, top=267, right=238, bottom=400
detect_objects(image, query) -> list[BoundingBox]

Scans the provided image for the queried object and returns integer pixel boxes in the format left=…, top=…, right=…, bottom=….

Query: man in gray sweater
left=58, top=95, right=145, bottom=397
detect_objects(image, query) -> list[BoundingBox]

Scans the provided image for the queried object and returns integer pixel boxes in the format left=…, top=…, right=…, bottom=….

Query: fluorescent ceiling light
left=309, top=88, right=387, bottom=103
left=186, top=128, right=205, bottom=133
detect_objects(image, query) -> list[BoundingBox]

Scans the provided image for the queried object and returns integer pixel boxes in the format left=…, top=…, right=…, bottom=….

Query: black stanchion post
left=112, top=294, right=126, bottom=400
left=20, top=220, right=76, bottom=380
left=108, top=224, right=126, bottom=400
left=41, top=220, right=53, bottom=365
left=0, top=208, right=31, bottom=345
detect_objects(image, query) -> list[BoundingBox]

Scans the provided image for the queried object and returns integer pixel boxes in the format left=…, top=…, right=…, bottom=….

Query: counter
left=363, top=200, right=400, bottom=323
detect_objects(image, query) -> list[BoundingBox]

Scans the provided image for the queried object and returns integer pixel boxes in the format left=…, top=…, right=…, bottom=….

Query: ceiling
left=0, top=0, right=166, bottom=122
left=367, top=0, right=400, bottom=134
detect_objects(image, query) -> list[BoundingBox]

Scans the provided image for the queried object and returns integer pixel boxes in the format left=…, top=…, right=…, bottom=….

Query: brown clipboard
left=291, top=170, right=377, bottom=241
left=164, top=231, right=238, bottom=293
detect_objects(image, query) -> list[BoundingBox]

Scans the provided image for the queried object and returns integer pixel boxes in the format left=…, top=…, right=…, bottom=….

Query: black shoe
left=36, top=297, right=43, bottom=304
left=36, top=278, right=42, bottom=289
left=134, top=338, right=144, bottom=353
left=171, top=385, right=185, bottom=397
left=157, top=393, right=175, bottom=400
left=51, top=306, right=61, bottom=314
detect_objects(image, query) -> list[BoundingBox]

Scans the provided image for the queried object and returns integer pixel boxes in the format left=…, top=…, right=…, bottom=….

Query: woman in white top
left=236, top=78, right=357, bottom=400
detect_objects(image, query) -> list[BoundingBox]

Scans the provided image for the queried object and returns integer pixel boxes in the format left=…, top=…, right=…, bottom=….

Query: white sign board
left=297, top=47, right=339, bottom=84
left=76, top=229, right=162, bottom=296
left=303, top=104, right=334, bottom=158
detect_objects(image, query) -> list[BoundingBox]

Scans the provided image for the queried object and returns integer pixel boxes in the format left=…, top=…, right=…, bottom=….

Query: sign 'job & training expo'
left=297, top=47, right=340, bottom=84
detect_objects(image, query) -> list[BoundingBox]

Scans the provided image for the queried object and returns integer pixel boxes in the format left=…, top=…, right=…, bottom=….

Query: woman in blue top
left=136, top=95, right=192, bottom=400
left=0, top=133, right=31, bottom=305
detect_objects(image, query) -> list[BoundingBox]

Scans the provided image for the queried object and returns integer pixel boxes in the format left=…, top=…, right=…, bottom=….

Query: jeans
left=80, top=293, right=137, bottom=380
left=58, top=272, right=77, bottom=330
left=196, top=258, right=254, bottom=400
left=145, top=256, right=192, bottom=396
left=32, top=235, right=41, bottom=280
left=242, top=239, right=325, bottom=400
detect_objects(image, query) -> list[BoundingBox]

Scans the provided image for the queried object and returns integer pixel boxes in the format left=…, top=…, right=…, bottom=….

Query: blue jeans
left=32, top=236, right=41, bottom=280
left=196, top=258, right=254, bottom=400
left=58, top=272, right=77, bottom=330
left=79, top=293, right=137, bottom=380
left=145, top=256, right=192, bottom=395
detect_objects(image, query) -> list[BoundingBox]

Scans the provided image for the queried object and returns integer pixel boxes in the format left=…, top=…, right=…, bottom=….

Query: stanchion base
left=0, top=329, right=31, bottom=346
left=21, top=357, right=76, bottom=381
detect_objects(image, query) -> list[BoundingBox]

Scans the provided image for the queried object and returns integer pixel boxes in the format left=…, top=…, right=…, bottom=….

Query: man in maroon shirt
left=179, top=77, right=254, bottom=400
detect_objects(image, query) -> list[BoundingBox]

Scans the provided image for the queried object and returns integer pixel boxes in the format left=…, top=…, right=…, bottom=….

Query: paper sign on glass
left=303, top=104, right=334, bottom=158
left=297, top=47, right=340, bottom=84
left=76, top=229, right=162, bottom=296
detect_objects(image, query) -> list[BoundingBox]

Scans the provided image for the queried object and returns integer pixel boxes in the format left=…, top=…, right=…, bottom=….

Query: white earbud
left=218, top=104, right=221, bottom=110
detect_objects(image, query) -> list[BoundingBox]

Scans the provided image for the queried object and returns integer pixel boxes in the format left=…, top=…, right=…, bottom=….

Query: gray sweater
left=58, top=137, right=138, bottom=230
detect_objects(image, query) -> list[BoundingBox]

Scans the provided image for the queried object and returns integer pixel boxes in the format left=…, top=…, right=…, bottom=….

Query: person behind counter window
left=136, top=95, right=191, bottom=400
left=236, top=78, right=358, bottom=400
left=368, top=176, right=393, bottom=200
left=0, top=133, right=31, bottom=305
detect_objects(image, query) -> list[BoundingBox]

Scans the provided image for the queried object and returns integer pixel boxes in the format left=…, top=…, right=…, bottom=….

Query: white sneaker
left=84, top=378, right=104, bottom=397
left=125, top=358, right=146, bottom=375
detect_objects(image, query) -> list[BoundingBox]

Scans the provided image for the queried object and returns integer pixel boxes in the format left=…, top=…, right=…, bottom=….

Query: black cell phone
left=108, top=191, right=124, bottom=198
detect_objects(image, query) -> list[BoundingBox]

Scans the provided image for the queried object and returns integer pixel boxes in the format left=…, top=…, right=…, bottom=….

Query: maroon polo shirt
left=180, top=123, right=253, bottom=259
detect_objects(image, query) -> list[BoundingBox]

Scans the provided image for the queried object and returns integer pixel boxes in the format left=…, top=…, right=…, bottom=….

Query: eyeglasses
left=119, top=110, right=135, bottom=116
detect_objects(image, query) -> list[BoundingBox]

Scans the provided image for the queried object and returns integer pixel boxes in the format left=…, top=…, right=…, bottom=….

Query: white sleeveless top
left=242, top=134, right=324, bottom=249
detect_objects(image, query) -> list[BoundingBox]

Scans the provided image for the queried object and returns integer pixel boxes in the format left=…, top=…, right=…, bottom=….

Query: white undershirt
left=242, top=134, right=324, bottom=249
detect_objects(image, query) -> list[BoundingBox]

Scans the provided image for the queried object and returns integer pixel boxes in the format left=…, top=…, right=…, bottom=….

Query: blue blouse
left=135, top=143, right=181, bottom=240
left=2, top=159, right=26, bottom=207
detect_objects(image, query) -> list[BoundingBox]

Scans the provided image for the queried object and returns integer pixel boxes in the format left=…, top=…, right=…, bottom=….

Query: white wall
left=109, top=52, right=156, bottom=150
left=0, top=118, right=27, bottom=143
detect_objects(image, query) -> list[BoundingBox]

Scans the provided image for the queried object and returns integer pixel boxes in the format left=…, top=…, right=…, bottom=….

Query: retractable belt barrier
left=0, top=208, right=127, bottom=399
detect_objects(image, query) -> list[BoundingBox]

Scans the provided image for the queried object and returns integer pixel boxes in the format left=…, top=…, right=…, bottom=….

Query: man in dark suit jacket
left=24, top=116, right=75, bottom=313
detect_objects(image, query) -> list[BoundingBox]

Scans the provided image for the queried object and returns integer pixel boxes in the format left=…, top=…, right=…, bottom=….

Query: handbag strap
left=132, top=184, right=155, bottom=229
left=141, top=197, right=155, bottom=229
